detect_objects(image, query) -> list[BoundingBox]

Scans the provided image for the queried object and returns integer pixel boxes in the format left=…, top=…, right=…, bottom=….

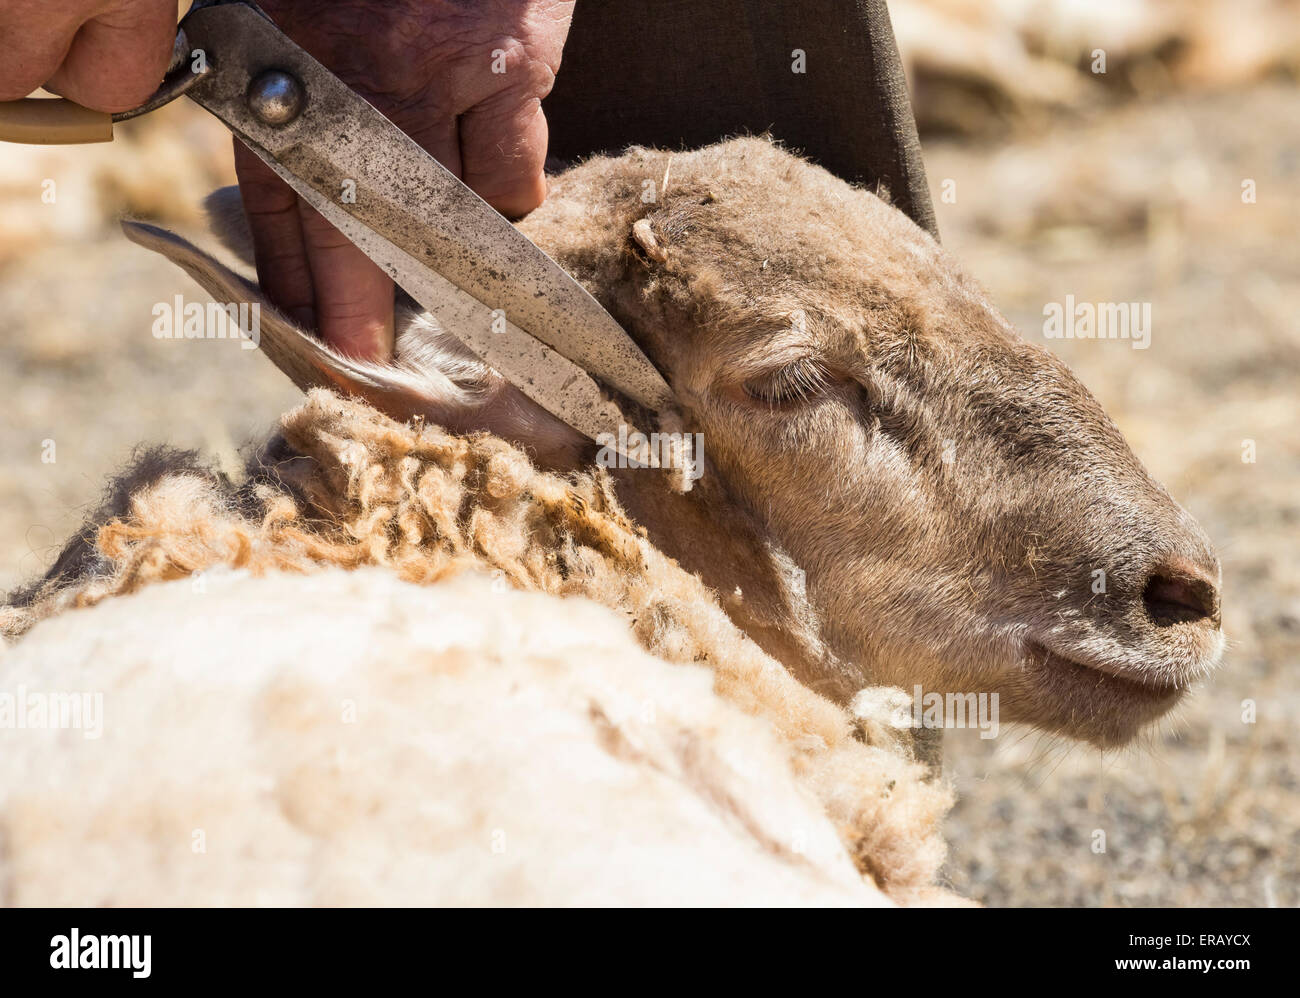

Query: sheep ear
left=121, top=219, right=432, bottom=411
left=122, top=219, right=592, bottom=469
left=201, top=186, right=257, bottom=268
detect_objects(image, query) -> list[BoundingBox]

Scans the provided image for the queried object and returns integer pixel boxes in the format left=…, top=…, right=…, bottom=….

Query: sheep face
left=524, top=138, right=1224, bottom=747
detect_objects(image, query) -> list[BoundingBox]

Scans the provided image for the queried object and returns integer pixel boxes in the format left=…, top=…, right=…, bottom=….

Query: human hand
left=0, top=0, right=178, bottom=111
left=235, top=0, right=576, bottom=360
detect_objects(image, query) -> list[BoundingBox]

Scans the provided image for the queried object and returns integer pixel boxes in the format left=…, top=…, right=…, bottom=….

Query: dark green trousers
left=544, top=0, right=936, bottom=237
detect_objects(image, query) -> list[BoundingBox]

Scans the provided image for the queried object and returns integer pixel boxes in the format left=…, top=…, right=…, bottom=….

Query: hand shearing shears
left=0, top=0, right=674, bottom=462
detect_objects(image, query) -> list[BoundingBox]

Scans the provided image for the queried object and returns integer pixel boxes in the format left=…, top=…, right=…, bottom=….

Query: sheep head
left=127, top=137, right=1222, bottom=748
left=519, top=138, right=1224, bottom=747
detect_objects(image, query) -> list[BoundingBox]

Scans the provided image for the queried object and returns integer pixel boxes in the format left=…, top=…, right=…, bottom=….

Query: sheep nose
left=1142, top=558, right=1221, bottom=629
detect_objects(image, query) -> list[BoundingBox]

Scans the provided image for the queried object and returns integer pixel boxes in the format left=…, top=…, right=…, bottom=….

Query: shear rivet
left=247, top=70, right=303, bottom=127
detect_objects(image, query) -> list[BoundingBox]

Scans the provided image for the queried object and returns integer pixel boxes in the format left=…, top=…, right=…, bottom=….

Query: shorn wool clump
left=1, top=390, right=958, bottom=906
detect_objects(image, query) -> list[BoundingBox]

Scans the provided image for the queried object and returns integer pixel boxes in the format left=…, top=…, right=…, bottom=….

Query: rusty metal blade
left=241, top=147, right=661, bottom=462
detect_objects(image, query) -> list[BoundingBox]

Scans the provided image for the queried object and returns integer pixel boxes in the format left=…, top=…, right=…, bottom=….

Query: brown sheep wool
left=2, top=389, right=956, bottom=904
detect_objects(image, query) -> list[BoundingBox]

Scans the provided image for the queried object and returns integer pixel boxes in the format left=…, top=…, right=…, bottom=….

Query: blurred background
left=2, top=0, right=1297, bottom=906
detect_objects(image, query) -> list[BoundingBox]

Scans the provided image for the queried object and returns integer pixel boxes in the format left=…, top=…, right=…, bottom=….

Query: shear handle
left=0, top=27, right=203, bottom=144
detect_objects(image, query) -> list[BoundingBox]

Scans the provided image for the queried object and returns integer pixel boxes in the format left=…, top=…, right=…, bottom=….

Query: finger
left=458, top=93, right=549, bottom=218
left=237, top=139, right=396, bottom=361
left=296, top=203, right=395, bottom=361
left=287, top=111, right=463, bottom=361
left=44, top=0, right=178, bottom=113
left=0, top=3, right=84, bottom=101
left=232, top=139, right=317, bottom=332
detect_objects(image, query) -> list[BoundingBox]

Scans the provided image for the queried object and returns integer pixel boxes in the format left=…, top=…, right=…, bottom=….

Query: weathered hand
left=0, top=0, right=178, bottom=111
left=236, top=0, right=576, bottom=360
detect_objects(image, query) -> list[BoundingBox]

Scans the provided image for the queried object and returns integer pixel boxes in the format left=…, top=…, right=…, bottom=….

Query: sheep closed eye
left=741, top=358, right=833, bottom=407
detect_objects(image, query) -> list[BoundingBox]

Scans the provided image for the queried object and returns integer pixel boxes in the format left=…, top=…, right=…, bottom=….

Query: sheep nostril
left=1142, top=563, right=1220, bottom=628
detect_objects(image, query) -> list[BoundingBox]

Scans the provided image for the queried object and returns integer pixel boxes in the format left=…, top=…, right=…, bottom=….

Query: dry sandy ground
left=1, top=86, right=1296, bottom=907
left=928, top=86, right=1300, bottom=907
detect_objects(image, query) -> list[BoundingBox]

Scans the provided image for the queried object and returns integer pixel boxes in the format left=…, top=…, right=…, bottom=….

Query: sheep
left=2, top=391, right=955, bottom=905
left=106, top=136, right=1223, bottom=748
left=0, top=136, right=1224, bottom=903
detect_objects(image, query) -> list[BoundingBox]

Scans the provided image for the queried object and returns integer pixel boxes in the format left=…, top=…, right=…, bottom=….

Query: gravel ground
left=928, top=86, right=1300, bottom=907
left=2, top=86, right=1295, bottom=907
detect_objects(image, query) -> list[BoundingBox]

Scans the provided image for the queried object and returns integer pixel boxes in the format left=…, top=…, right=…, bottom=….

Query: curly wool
left=3, top=389, right=954, bottom=902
